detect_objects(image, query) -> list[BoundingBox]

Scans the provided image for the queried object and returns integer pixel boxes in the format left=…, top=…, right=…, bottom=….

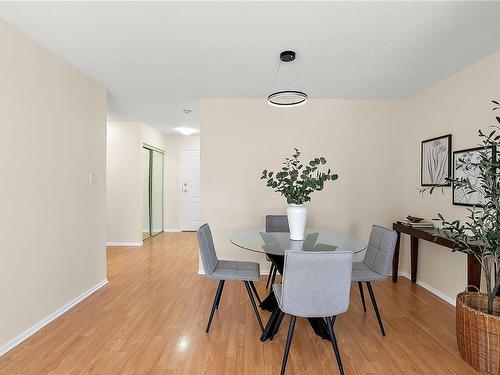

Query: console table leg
left=467, top=254, right=482, bottom=292
left=410, top=236, right=419, bottom=283
left=392, top=230, right=401, bottom=283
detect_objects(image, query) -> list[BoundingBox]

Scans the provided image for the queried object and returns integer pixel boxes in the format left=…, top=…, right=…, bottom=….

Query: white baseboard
left=164, top=228, right=182, bottom=233
left=397, top=272, right=455, bottom=306
left=0, top=279, right=109, bottom=357
left=106, top=241, right=143, bottom=247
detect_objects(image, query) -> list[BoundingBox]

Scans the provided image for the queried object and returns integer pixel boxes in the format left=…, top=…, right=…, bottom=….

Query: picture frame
left=452, top=146, right=496, bottom=207
left=421, top=134, right=452, bottom=186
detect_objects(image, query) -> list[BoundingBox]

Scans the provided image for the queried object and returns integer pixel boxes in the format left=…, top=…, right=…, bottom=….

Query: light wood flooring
left=0, top=232, right=479, bottom=374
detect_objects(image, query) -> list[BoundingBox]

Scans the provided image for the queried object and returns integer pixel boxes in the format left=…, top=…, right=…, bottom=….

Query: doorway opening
left=143, top=145, right=164, bottom=240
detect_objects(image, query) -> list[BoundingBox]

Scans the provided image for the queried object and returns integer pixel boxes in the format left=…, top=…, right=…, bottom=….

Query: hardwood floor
left=0, top=232, right=478, bottom=374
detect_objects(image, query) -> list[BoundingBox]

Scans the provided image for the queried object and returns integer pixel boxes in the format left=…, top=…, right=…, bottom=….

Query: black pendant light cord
left=268, top=60, right=282, bottom=96
left=267, top=50, right=308, bottom=107
left=268, top=56, right=304, bottom=95
left=292, top=60, right=303, bottom=93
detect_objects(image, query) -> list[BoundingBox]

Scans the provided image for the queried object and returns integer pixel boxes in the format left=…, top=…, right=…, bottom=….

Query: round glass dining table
left=230, top=228, right=367, bottom=256
left=230, top=228, right=367, bottom=342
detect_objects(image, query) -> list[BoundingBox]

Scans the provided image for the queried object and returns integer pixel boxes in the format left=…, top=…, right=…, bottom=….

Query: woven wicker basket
left=456, top=290, right=500, bottom=375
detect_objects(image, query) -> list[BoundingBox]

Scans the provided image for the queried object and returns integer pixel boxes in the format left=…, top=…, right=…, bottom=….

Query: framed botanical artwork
left=421, top=134, right=452, bottom=186
left=453, top=146, right=496, bottom=206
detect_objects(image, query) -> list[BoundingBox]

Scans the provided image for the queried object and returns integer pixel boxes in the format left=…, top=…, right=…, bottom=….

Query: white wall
left=106, top=125, right=200, bottom=240
left=163, top=135, right=200, bottom=231
left=106, top=122, right=143, bottom=244
left=106, top=121, right=165, bottom=244
left=200, top=99, right=405, bottom=271
left=399, top=50, right=500, bottom=301
left=0, top=19, right=107, bottom=350
left=200, top=51, right=500, bottom=301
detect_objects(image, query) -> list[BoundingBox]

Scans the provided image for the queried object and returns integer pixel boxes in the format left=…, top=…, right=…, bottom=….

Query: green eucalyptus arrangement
left=422, top=102, right=499, bottom=315
left=261, top=148, right=338, bottom=204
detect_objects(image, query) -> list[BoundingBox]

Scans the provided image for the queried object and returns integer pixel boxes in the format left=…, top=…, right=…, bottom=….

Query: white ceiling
left=1, top=1, right=500, bottom=134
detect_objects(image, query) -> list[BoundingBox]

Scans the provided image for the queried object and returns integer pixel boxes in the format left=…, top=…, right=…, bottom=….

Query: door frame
left=180, top=148, right=200, bottom=232
left=143, top=144, right=165, bottom=239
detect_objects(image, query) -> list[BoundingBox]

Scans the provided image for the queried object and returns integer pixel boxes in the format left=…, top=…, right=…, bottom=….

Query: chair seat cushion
left=352, top=261, right=385, bottom=282
left=210, top=260, right=260, bottom=282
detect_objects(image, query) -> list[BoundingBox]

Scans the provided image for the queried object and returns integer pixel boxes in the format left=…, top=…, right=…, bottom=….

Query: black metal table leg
left=260, top=307, right=281, bottom=341
left=260, top=290, right=278, bottom=312
left=307, top=318, right=331, bottom=340
left=259, top=253, right=332, bottom=342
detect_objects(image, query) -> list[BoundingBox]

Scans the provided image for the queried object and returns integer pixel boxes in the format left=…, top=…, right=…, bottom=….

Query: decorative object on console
left=453, top=146, right=496, bottom=206
left=421, top=134, right=452, bottom=186
left=261, top=148, right=337, bottom=241
left=406, top=215, right=424, bottom=223
left=398, top=219, right=434, bottom=228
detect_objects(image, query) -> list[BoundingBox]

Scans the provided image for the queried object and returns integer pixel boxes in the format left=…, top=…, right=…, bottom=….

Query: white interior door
left=182, top=149, right=201, bottom=231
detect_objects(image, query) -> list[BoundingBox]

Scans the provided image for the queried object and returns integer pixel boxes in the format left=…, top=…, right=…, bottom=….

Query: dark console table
left=391, top=222, right=498, bottom=296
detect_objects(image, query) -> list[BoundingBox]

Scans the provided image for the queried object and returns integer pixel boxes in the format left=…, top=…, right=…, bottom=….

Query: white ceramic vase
left=287, top=204, right=307, bottom=241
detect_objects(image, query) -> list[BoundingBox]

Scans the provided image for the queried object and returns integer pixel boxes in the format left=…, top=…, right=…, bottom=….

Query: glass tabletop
left=230, top=228, right=367, bottom=256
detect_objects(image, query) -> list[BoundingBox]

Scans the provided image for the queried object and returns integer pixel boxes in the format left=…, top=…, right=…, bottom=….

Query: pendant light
left=267, top=50, right=308, bottom=107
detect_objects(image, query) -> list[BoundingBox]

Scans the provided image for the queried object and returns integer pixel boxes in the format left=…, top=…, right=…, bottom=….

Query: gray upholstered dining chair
left=352, top=225, right=398, bottom=336
left=273, top=250, right=353, bottom=375
left=265, top=215, right=289, bottom=289
left=197, top=223, right=264, bottom=334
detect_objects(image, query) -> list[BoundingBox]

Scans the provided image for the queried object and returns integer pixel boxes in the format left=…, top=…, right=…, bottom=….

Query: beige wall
left=399, top=51, right=500, bottom=302
left=200, top=99, right=405, bottom=271
left=106, top=122, right=143, bottom=243
left=106, top=125, right=199, bottom=240
left=141, top=123, right=165, bottom=150
left=0, top=19, right=107, bottom=350
left=163, top=135, right=200, bottom=230
left=200, top=51, right=500, bottom=302
left=106, top=121, right=165, bottom=243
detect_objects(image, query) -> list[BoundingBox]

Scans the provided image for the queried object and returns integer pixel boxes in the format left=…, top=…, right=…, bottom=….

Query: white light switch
left=89, top=171, right=97, bottom=183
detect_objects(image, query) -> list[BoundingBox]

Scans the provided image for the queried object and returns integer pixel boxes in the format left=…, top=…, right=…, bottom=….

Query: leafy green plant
left=423, top=101, right=499, bottom=315
left=261, top=148, right=338, bottom=204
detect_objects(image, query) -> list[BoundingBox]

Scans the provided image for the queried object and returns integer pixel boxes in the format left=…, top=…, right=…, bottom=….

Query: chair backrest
left=266, top=215, right=290, bottom=233
left=197, top=223, right=219, bottom=275
left=362, top=225, right=398, bottom=278
left=279, top=251, right=353, bottom=318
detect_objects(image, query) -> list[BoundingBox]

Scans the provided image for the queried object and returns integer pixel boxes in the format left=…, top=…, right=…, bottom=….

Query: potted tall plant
left=423, top=102, right=499, bottom=374
left=261, top=148, right=338, bottom=240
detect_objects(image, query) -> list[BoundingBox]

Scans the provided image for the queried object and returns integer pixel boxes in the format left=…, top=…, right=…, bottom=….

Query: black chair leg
left=326, top=316, right=344, bottom=375
left=266, top=264, right=275, bottom=289
left=366, top=281, right=386, bottom=336
left=244, top=281, right=264, bottom=332
left=280, top=315, right=296, bottom=375
left=206, top=280, right=224, bottom=333
left=270, top=267, right=278, bottom=287
left=358, top=281, right=367, bottom=312
left=215, top=280, right=225, bottom=310
left=249, top=281, right=262, bottom=305
left=270, top=309, right=285, bottom=340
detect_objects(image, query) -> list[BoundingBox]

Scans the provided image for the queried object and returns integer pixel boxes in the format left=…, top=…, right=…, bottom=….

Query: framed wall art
left=421, top=134, right=452, bottom=186
left=453, top=146, right=496, bottom=206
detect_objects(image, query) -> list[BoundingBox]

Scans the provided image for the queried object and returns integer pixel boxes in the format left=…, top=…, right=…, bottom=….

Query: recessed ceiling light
left=174, top=127, right=197, bottom=136
left=183, top=109, right=192, bottom=114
